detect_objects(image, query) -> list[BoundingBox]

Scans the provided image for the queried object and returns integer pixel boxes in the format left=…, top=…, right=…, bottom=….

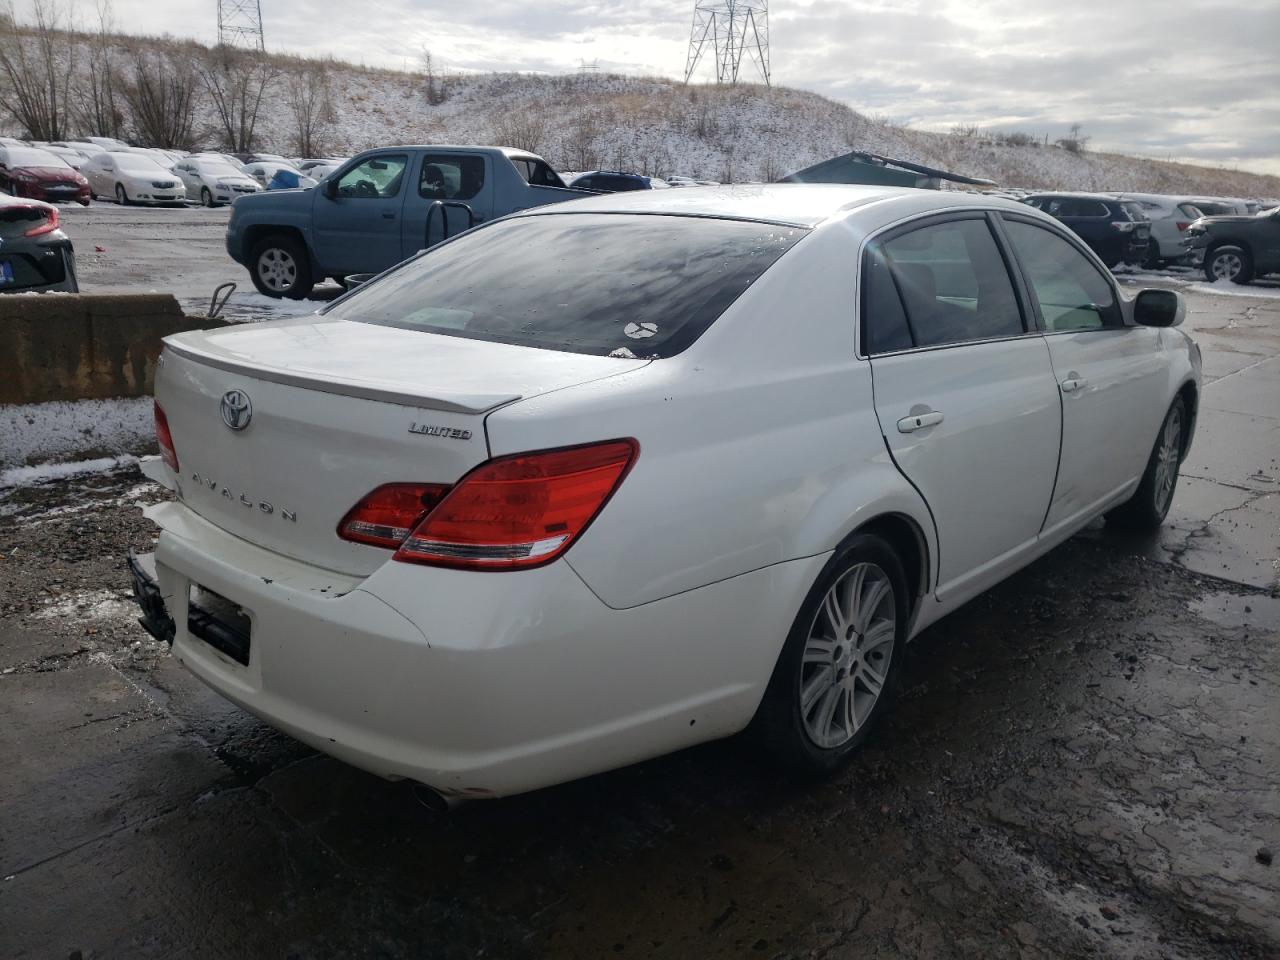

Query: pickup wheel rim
left=800, top=562, right=896, bottom=749
left=257, top=248, right=297, bottom=292
left=1154, top=406, right=1182, bottom=513
left=1210, top=250, right=1242, bottom=280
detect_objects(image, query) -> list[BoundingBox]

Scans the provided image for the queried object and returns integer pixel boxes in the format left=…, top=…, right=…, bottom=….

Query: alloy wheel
left=1211, top=251, right=1243, bottom=281
left=1153, top=406, right=1182, bottom=513
left=257, top=248, right=297, bottom=293
left=799, top=562, right=896, bottom=749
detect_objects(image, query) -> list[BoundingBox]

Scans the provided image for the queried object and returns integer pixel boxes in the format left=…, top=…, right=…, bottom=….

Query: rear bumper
left=134, top=500, right=822, bottom=797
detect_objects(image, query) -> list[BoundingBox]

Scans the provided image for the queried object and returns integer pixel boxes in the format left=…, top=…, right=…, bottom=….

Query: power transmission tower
left=217, top=0, right=265, bottom=50
left=683, top=0, right=770, bottom=86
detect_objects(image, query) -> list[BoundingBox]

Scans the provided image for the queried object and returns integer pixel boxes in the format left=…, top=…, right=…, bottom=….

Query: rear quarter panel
left=484, top=221, right=936, bottom=610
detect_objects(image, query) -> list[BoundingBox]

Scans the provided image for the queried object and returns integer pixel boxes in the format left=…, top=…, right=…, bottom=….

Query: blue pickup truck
left=225, top=146, right=593, bottom=299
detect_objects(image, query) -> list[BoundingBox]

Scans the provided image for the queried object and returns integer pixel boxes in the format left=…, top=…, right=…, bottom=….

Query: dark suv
left=568, top=171, right=668, bottom=192
left=1023, top=193, right=1151, bottom=268
left=1184, top=207, right=1280, bottom=284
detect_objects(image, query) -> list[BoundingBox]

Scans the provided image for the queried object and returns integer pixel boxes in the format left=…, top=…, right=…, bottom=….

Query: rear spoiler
left=777, top=152, right=997, bottom=190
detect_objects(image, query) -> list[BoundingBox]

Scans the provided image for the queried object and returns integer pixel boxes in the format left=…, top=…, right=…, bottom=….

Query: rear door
left=401, top=152, right=492, bottom=254
left=863, top=213, right=1062, bottom=602
left=311, top=152, right=410, bottom=274
left=998, top=214, right=1167, bottom=531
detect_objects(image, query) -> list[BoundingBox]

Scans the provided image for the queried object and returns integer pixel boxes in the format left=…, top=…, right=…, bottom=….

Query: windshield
left=198, top=161, right=243, bottom=177
left=325, top=213, right=806, bottom=357
left=115, top=154, right=164, bottom=173
left=4, top=147, right=68, bottom=168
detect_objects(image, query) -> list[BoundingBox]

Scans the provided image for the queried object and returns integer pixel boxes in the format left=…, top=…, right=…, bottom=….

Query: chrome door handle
left=1060, top=377, right=1088, bottom=393
left=897, top=411, right=944, bottom=433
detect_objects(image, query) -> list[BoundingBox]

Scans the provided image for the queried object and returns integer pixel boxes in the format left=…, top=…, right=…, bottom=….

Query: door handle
left=1060, top=377, right=1088, bottom=393
left=381, top=211, right=396, bottom=220
left=897, top=411, right=944, bottom=433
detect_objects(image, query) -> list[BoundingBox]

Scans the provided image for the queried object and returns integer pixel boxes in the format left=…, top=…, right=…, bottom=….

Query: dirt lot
left=0, top=209, right=1277, bottom=959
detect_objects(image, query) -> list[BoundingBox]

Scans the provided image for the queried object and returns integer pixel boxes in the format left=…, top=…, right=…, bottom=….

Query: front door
left=999, top=215, right=1168, bottom=532
left=311, top=153, right=409, bottom=275
left=863, top=213, right=1062, bottom=602
left=400, top=152, right=492, bottom=256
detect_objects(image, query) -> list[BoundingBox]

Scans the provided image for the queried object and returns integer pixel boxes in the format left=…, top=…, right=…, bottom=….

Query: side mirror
left=1133, top=288, right=1183, bottom=328
left=323, top=178, right=338, bottom=200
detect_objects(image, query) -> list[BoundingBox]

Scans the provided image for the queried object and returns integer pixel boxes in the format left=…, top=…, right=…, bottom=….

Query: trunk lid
left=158, top=316, right=649, bottom=576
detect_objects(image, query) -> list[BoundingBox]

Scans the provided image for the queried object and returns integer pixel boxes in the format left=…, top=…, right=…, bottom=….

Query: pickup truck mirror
left=323, top=177, right=338, bottom=200
left=1133, top=288, right=1183, bottom=328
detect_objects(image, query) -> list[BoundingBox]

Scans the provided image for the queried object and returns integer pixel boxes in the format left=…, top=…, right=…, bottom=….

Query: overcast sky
left=106, top=0, right=1280, bottom=175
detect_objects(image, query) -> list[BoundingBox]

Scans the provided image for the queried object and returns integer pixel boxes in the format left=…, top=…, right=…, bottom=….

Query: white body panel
left=141, top=185, right=1201, bottom=797
left=80, top=151, right=186, bottom=204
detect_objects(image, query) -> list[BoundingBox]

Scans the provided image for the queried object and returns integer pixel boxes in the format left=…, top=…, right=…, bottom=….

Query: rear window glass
left=325, top=213, right=805, bottom=357
left=1121, top=201, right=1147, bottom=220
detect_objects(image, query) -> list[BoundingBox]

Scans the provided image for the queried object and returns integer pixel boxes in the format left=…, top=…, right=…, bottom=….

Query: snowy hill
left=4, top=26, right=1279, bottom=198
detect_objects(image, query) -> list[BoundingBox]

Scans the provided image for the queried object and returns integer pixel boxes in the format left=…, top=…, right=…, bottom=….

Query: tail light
left=1110, top=221, right=1135, bottom=233
left=154, top=401, right=179, bottom=471
left=337, top=483, right=450, bottom=548
left=395, top=439, right=638, bottom=570
left=22, top=205, right=58, bottom=237
left=1175, top=221, right=1190, bottom=232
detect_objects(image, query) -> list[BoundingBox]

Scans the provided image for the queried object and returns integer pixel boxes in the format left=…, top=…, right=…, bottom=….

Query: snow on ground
left=31, top=587, right=138, bottom=623
left=178, top=289, right=329, bottom=324
left=0, top=398, right=153, bottom=470
left=0, top=455, right=141, bottom=491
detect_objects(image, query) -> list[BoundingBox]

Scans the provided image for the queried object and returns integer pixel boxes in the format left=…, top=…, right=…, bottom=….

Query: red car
left=0, top=145, right=91, bottom=206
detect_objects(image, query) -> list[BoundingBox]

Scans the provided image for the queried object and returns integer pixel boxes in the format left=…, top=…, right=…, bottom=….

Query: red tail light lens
left=337, top=483, right=450, bottom=549
left=393, top=439, right=638, bottom=570
left=22, top=205, right=59, bottom=237
left=154, top=401, right=179, bottom=471
left=1175, top=221, right=1190, bottom=232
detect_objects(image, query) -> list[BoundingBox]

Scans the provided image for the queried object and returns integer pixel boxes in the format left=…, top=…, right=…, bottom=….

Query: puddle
left=1188, top=590, right=1280, bottom=631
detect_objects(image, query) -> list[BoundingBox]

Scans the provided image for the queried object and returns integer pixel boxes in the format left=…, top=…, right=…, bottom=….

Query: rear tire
left=1107, top=397, right=1185, bottom=531
left=754, top=533, right=908, bottom=777
left=1141, top=240, right=1162, bottom=270
left=249, top=233, right=314, bottom=300
left=1204, top=245, right=1253, bottom=284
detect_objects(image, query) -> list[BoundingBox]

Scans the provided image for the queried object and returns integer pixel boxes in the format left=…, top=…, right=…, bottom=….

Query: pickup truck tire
left=1204, top=245, right=1253, bottom=284
left=249, top=234, right=314, bottom=300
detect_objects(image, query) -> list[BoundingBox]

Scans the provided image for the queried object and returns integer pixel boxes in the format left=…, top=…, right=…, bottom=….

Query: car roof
left=514, top=183, right=1040, bottom=229
left=1025, top=191, right=1121, bottom=200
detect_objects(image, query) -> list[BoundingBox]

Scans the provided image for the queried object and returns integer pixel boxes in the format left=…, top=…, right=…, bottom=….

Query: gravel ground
left=0, top=208, right=1277, bottom=959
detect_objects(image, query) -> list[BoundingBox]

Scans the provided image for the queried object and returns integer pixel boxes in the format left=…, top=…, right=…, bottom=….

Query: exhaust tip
left=410, top=782, right=459, bottom=814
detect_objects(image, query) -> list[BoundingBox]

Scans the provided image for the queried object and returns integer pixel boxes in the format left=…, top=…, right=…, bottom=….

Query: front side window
left=325, top=213, right=805, bottom=357
left=1003, top=219, right=1119, bottom=332
left=335, top=154, right=408, bottom=199
left=418, top=154, right=485, bottom=201
left=872, top=217, right=1023, bottom=348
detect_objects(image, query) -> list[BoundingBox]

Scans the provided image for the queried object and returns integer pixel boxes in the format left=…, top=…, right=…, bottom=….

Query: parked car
left=0, top=194, right=79, bottom=292
left=132, top=185, right=1199, bottom=803
left=1183, top=206, right=1280, bottom=283
left=40, top=145, right=95, bottom=170
left=173, top=156, right=261, bottom=207
left=0, top=146, right=91, bottom=205
left=189, top=151, right=249, bottom=173
left=84, top=135, right=130, bottom=151
left=1112, top=194, right=1206, bottom=267
left=225, top=145, right=594, bottom=298
left=266, top=168, right=317, bottom=191
left=80, top=150, right=186, bottom=205
left=242, top=160, right=302, bottom=188
left=1185, top=197, right=1249, bottom=217
left=1023, top=193, right=1151, bottom=267
left=569, top=170, right=670, bottom=192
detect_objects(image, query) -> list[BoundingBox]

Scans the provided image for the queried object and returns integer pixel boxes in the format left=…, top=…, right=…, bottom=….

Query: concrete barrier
left=0, top=294, right=223, bottom=404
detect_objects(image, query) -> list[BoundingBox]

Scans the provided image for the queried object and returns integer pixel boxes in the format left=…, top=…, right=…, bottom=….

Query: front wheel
left=201, top=187, right=215, bottom=208
left=1107, top=397, right=1185, bottom=531
left=115, top=183, right=129, bottom=205
left=754, top=533, right=908, bottom=776
left=1205, top=245, right=1254, bottom=284
left=249, top=234, right=314, bottom=300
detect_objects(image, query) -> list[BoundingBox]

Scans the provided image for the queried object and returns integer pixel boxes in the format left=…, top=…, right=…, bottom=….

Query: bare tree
left=564, top=113, right=602, bottom=171
left=74, top=0, right=126, bottom=139
left=0, top=0, right=76, bottom=140
left=120, top=44, right=199, bottom=148
left=286, top=60, right=332, bottom=157
left=491, top=110, right=550, bottom=154
left=199, top=45, right=278, bottom=153
left=1056, top=122, right=1091, bottom=154
left=420, top=47, right=448, bottom=105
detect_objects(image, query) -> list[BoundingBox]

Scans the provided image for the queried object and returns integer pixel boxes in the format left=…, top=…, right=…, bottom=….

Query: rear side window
left=419, top=154, right=485, bottom=201
left=870, top=217, right=1024, bottom=348
left=512, top=158, right=565, bottom=188
left=1121, top=201, right=1147, bottom=221
left=1003, top=219, right=1119, bottom=331
left=861, top=246, right=914, bottom=355
left=1178, top=203, right=1204, bottom=219
left=326, top=213, right=805, bottom=357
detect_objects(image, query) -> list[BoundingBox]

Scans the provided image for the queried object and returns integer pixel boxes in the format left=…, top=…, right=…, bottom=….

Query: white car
left=80, top=150, right=186, bottom=205
left=1113, top=193, right=1209, bottom=265
left=131, top=185, right=1200, bottom=805
left=173, top=156, right=261, bottom=206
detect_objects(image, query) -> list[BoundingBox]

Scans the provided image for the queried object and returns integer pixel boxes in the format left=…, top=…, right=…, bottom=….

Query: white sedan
left=173, top=157, right=261, bottom=206
left=80, top=151, right=186, bottom=205
left=131, top=186, right=1199, bottom=804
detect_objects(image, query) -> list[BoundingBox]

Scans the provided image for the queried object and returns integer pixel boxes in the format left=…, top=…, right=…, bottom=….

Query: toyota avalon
left=130, top=185, right=1200, bottom=803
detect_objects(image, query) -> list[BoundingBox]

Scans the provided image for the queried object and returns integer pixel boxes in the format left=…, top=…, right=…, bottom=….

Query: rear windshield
left=4, top=147, right=67, bottom=168
left=326, top=213, right=806, bottom=357
left=1121, top=201, right=1148, bottom=220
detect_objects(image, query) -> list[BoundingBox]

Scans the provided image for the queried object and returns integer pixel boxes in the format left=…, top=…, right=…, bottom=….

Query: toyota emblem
left=220, top=390, right=253, bottom=431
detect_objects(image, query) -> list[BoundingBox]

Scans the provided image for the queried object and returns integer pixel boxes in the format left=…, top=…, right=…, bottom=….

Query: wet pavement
left=1, top=282, right=1278, bottom=958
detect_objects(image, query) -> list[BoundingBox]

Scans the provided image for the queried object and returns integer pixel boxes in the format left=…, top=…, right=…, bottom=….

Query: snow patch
left=0, top=398, right=154, bottom=469
left=33, top=588, right=137, bottom=624
left=0, top=455, right=140, bottom=490
left=1184, top=281, right=1280, bottom=299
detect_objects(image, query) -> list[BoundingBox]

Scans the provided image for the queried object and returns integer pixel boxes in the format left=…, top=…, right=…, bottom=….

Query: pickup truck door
left=311, top=152, right=410, bottom=275
left=401, top=152, right=493, bottom=256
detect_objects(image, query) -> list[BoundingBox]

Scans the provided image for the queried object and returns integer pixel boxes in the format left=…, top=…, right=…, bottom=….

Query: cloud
left=90, top=0, right=1280, bottom=175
